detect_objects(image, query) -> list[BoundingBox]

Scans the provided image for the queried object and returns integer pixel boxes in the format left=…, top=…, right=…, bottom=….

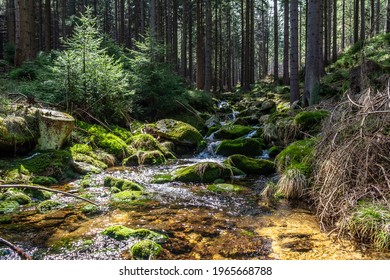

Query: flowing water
left=1, top=102, right=389, bottom=260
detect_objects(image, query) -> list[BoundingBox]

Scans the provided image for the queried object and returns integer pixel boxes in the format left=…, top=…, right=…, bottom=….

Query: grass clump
left=276, top=168, right=307, bottom=200
left=349, top=202, right=390, bottom=251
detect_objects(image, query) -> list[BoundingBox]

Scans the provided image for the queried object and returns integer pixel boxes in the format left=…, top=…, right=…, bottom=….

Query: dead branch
left=0, top=185, right=99, bottom=206
left=0, top=237, right=32, bottom=260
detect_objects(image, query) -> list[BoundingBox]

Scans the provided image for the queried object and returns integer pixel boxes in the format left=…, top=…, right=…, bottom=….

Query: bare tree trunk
left=14, top=0, right=36, bottom=66
left=204, top=0, right=212, bottom=92
left=181, top=0, right=187, bottom=79
left=342, top=0, right=345, bottom=50
left=361, top=0, right=366, bottom=41
left=196, top=0, right=205, bottom=89
left=44, top=0, right=51, bottom=51
left=188, top=1, right=193, bottom=83
left=332, top=0, right=337, bottom=62
left=304, top=0, right=322, bottom=106
left=375, top=0, right=380, bottom=34
left=226, top=3, right=232, bottom=92
left=354, top=0, right=359, bottom=43
left=274, top=0, right=279, bottom=83
left=387, top=0, right=390, bottom=33
left=119, top=0, right=125, bottom=44
left=283, top=0, right=289, bottom=85
left=290, top=0, right=299, bottom=104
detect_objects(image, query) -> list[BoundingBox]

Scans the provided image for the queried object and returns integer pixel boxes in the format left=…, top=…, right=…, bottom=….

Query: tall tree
left=387, top=0, right=390, bottom=33
left=14, top=0, right=35, bottom=66
left=44, top=0, right=51, bottom=51
left=304, top=0, right=322, bottom=106
left=204, top=0, right=212, bottom=91
left=181, top=0, right=188, bottom=79
left=274, top=0, right=279, bottom=82
left=290, top=0, right=299, bottom=104
left=332, top=0, right=337, bottom=62
left=283, top=0, right=289, bottom=85
left=354, top=0, right=359, bottom=43
left=196, top=0, right=205, bottom=89
left=361, top=0, right=365, bottom=41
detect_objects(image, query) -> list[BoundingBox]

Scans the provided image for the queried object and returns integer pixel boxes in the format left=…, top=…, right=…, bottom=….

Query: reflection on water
left=1, top=157, right=389, bottom=260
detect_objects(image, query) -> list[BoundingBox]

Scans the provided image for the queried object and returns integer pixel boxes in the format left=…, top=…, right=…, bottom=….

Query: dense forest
left=0, top=0, right=389, bottom=260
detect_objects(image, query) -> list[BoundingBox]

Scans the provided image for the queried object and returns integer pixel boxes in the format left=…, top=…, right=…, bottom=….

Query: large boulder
left=216, top=138, right=264, bottom=157
left=213, top=125, right=253, bottom=140
left=225, top=154, right=275, bottom=175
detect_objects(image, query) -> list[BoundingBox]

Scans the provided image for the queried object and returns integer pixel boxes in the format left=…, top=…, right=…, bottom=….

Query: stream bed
left=1, top=154, right=389, bottom=260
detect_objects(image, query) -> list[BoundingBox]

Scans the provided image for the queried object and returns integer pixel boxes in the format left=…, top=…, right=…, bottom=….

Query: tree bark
left=354, top=0, right=359, bottom=43
left=361, top=0, right=366, bottom=41
left=304, top=0, right=322, bottom=106
left=44, top=0, right=51, bottom=51
left=204, top=0, right=212, bottom=92
left=181, top=0, right=187, bottom=79
left=274, top=0, right=279, bottom=83
left=283, top=0, right=290, bottom=85
left=290, top=0, right=299, bottom=104
left=196, top=0, right=205, bottom=89
left=332, top=0, right=337, bottom=62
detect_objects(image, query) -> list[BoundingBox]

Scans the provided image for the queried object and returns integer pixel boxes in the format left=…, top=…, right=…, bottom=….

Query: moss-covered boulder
left=171, top=162, right=234, bottom=183
left=128, top=134, right=160, bottom=151
left=37, top=200, right=62, bottom=213
left=293, top=110, right=329, bottom=134
left=0, top=115, right=37, bottom=155
left=153, top=119, right=203, bottom=149
left=130, top=239, right=162, bottom=260
left=31, top=176, right=58, bottom=186
left=0, top=200, right=20, bottom=214
left=2, top=190, right=31, bottom=205
left=213, top=125, right=253, bottom=140
left=207, top=183, right=245, bottom=193
left=225, top=154, right=275, bottom=175
left=275, top=138, right=317, bottom=175
left=123, top=150, right=166, bottom=166
left=70, top=144, right=108, bottom=170
left=104, top=176, right=144, bottom=191
left=102, top=225, right=167, bottom=242
left=110, top=190, right=149, bottom=206
left=216, top=138, right=264, bottom=157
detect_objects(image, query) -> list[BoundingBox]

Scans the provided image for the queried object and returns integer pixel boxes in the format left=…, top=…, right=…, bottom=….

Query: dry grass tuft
left=312, top=83, right=390, bottom=236
left=277, top=168, right=307, bottom=200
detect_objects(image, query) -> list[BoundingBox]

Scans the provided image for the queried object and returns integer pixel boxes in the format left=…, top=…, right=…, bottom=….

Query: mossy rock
left=102, top=225, right=167, bottom=242
left=80, top=204, right=101, bottom=215
left=207, top=183, right=245, bottom=193
left=110, top=190, right=149, bottom=206
left=225, top=154, right=275, bottom=175
left=3, top=190, right=31, bottom=205
left=130, top=239, right=162, bottom=260
left=70, top=144, right=108, bottom=169
left=213, top=125, right=253, bottom=140
left=172, top=162, right=234, bottom=183
left=293, top=110, right=329, bottom=134
left=31, top=176, right=58, bottom=186
left=104, top=176, right=144, bottom=191
left=37, top=200, right=62, bottom=213
left=153, top=119, right=203, bottom=148
left=268, top=146, right=282, bottom=158
left=275, top=138, right=317, bottom=175
left=109, top=125, right=133, bottom=140
left=0, top=115, right=38, bottom=156
left=216, top=138, right=264, bottom=157
left=0, top=200, right=20, bottom=214
left=128, top=134, right=160, bottom=151
left=23, top=188, right=52, bottom=200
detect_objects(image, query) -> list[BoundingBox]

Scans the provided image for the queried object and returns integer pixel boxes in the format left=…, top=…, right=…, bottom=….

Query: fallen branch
left=0, top=185, right=99, bottom=206
left=0, top=237, right=32, bottom=260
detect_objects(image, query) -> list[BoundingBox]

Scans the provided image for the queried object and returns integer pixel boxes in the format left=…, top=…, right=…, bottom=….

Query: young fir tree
left=53, top=8, right=131, bottom=122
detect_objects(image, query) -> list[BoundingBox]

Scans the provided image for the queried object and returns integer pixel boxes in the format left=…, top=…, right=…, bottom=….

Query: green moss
left=349, top=202, right=390, bottom=250
left=71, top=152, right=108, bottom=169
left=207, top=183, right=245, bottom=193
left=80, top=204, right=101, bottom=214
left=31, top=176, right=58, bottom=186
left=3, top=191, right=31, bottom=205
left=275, top=138, right=317, bottom=176
left=0, top=200, right=20, bottom=214
left=206, top=126, right=220, bottom=137
left=268, top=146, right=281, bottom=157
left=138, top=150, right=166, bottom=165
left=154, top=119, right=203, bottom=147
left=0, top=215, right=12, bottom=224
left=128, top=134, right=160, bottom=151
left=216, top=138, right=264, bottom=157
left=104, top=176, right=144, bottom=191
left=110, top=190, right=149, bottom=206
left=23, top=188, right=52, bottom=200
left=109, top=125, right=132, bottom=141
left=225, top=154, right=275, bottom=175
left=293, top=110, right=329, bottom=134
left=213, top=125, right=253, bottom=140
left=172, top=162, right=234, bottom=183
left=151, top=174, right=174, bottom=184
left=130, top=239, right=162, bottom=260
left=37, top=200, right=62, bottom=213
left=102, top=225, right=167, bottom=241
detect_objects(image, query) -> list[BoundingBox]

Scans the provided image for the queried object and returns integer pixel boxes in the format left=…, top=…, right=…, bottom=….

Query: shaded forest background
left=0, top=0, right=389, bottom=98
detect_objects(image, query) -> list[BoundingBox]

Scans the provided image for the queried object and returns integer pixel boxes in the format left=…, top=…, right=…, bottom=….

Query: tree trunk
left=204, top=0, right=212, bottom=92
left=304, top=0, right=322, bottom=106
left=283, top=0, right=290, bottom=85
left=44, top=0, right=51, bottom=51
left=119, top=0, right=125, bottom=44
left=290, top=0, right=299, bottom=104
left=7, top=0, right=16, bottom=47
left=226, top=3, right=232, bottom=92
left=387, top=0, right=390, bottom=33
left=375, top=0, right=380, bottom=34
left=181, top=0, right=187, bottom=79
left=274, top=0, right=279, bottom=83
left=342, top=0, right=345, bottom=50
left=354, top=0, right=359, bottom=43
left=361, top=0, right=365, bottom=41
left=188, top=1, right=193, bottom=83
left=196, top=0, right=205, bottom=89
left=14, top=0, right=36, bottom=66
left=332, top=0, right=337, bottom=62
left=172, top=0, right=178, bottom=71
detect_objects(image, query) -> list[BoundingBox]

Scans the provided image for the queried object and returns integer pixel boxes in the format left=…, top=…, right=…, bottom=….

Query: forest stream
left=1, top=123, right=389, bottom=260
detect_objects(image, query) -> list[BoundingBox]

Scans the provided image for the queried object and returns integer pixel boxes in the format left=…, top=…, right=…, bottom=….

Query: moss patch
left=128, top=134, right=160, bottom=151
left=37, top=200, right=62, bottom=213
left=216, top=138, right=264, bottom=157
left=153, top=119, right=203, bottom=147
left=213, top=125, right=253, bottom=140
left=207, top=183, right=245, bottom=193
left=293, top=110, right=329, bottom=134
left=102, top=225, right=167, bottom=242
left=0, top=200, right=20, bottom=214
left=104, top=176, right=144, bottom=191
left=130, top=239, right=162, bottom=260
left=172, top=162, right=234, bottom=183
left=225, top=154, right=275, bottom=175
left=31, top=176, right=58, bottom=186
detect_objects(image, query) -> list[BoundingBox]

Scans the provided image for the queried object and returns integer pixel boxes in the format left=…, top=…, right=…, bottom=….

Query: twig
left=0, top=185, right=99, bottom=206
left=0, top=237, right=32, bottom=260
